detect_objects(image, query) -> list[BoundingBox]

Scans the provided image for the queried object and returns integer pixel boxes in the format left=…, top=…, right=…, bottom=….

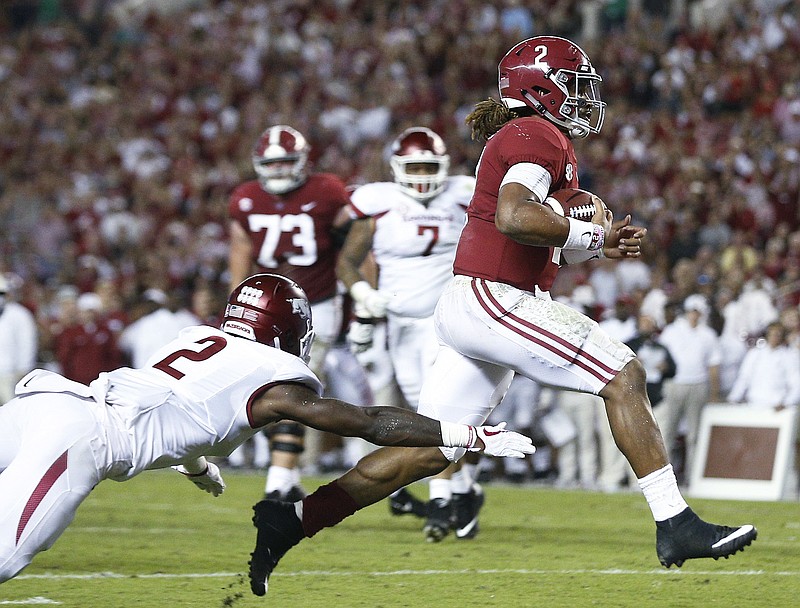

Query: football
left=543, top=188, right=605, bottom=221
left=541, top=188, right=607, bottom=265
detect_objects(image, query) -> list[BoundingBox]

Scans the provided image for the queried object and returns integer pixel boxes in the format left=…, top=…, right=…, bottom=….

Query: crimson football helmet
left=222, top=273, right=314, bottom=362
left=389, top=127, right=450, bottom=200
left=498, top=36, right=605, bottom=139
left=251, top=125, right=310, bottom=194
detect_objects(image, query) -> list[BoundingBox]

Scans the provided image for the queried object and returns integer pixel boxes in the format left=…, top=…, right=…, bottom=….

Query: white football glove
left=350, top=281, right=390, bottom=318
left=470, top=422, right=535, bottom=459
left=347, top=318, right=375, bottom=354
left=172, top=462, right=226, bottom=496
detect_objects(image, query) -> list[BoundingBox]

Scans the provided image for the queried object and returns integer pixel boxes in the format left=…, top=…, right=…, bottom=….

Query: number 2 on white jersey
left=248, top=213, right=318, bottom=267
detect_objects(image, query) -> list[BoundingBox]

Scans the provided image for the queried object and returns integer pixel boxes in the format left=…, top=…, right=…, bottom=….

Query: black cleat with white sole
left=389, top=487, right=427, bottom=518
left=248, top=499, right=304, bottom=596
left=656, top=507, right=757, bottom=568
left=423, top=498, right=451, bottom=542
left=451, top=484, right=484, bottom=540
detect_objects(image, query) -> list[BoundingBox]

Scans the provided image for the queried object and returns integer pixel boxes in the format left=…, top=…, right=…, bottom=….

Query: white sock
left=429, top=478, right=452, bottom=502
left=637, top=464, right=689, bottom=522
left=462, top=462, right=477, bottom=484
left=265, top=465, right=294, bottom=494
left=450, top=468, right=473, bottom=494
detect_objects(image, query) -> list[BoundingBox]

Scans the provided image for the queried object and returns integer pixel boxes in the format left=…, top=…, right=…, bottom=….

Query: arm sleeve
left=500, top=163, right=552, bottom=204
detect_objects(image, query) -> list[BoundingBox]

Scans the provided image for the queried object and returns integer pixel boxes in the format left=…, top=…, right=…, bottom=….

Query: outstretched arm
left=252, top=383, right=534, bottom=457
left=496, top=182, right=647, bottom=259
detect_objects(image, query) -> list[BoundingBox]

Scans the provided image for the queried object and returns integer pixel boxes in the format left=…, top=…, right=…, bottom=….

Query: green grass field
left=1, top=470, right=797, bottom=608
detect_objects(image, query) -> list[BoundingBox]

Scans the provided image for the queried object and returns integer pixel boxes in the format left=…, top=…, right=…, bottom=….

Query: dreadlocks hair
left=465, top=98, right=535, bottom=141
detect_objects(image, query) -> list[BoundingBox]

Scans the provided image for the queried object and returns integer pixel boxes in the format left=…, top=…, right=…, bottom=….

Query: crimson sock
left=301, top=480, right=360, bottom=538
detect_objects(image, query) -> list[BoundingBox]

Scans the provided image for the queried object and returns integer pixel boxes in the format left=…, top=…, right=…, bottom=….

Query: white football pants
left=418, top=276, right=634, bottom=462
left=0, top=393, right=104, bottom=583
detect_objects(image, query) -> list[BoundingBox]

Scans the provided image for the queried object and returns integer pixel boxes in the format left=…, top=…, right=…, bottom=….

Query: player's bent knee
left=601, top=358, right=647, bottom=402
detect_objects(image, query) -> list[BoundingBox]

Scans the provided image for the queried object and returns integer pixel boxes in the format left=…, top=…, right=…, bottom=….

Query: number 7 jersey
left=349, top=175, right=474, bottom=318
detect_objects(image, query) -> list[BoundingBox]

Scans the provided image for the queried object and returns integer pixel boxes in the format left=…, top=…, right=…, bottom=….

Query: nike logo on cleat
left=456, top=519, right=478, bottom=538
left=711, top=525, right=755, bottom=549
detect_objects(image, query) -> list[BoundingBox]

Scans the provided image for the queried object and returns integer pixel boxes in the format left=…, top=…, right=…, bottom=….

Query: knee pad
left=265, top=421, right=306, bottom=440
left=270, top=440, right=305, bottom=455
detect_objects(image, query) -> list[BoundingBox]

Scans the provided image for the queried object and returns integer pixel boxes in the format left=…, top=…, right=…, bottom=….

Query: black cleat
left=389, top=487, right=427, bottom=518
left=248, top=499, right=304, bottom=596
left=451, top=484, right=484, bottom=540
left=264, top=485, right=306, bottom=503
left=423, top=498, right=451, bottom=542
left=656, top=507, right=757, bottom=568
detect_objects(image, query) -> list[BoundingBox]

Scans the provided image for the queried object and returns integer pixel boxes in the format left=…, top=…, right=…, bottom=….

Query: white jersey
left=350, top=176, right=473, bottom=318
left=89, top=326, right=322, bottom=479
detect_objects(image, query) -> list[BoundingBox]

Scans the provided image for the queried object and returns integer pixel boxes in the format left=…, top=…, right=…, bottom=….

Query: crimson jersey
left=453, top=116, right=579, bottom=292
left=228, top=174, right=350, bottom=302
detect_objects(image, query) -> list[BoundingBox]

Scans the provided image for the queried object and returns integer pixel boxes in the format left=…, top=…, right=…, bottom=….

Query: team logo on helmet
left=290, top=297, right=311, bottom=320
left=238, top=286, right=264, bottom=307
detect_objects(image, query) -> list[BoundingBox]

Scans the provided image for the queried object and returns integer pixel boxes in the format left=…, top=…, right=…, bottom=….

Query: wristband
left=350, top=281, right=373, bottom=303
left=564, top=217, right=605, bottom=251
left=179, top=464, right=209, bottom=477
left=439, top=421, right=477, bottom=448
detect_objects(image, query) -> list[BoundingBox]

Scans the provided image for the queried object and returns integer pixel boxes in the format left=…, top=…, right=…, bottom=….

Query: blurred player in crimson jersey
left=246, top=37, right=756, bottom=597
left=337, top=126, right=483, bottom=541
left=227, top=125, right=352, bottom=500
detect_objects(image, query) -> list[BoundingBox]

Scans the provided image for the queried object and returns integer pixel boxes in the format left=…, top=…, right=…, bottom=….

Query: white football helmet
left=389, top=127, right=450, bottom=200
left=252, top=125, right=310, bottom=194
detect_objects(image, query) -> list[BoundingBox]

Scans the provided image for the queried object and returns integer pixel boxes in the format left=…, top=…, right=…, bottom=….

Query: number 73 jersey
left=349, top=175, right=474, bottom=318
left=228, top=173, right=351, bottom=302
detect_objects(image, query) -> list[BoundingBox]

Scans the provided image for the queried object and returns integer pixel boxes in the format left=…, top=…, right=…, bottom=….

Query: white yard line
left=15, top=567, right=800, bottom=581
left=0, top=599, right=62, bottom=605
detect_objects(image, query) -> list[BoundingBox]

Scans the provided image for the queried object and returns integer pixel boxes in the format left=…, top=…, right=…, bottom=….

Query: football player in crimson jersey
left=337, top=127, right=484, bottom=540
left=227, top=125, right=352, bottom=501
left=247, top=38, right=756, bottom=595
left=0, top=273, right=534, bottom=585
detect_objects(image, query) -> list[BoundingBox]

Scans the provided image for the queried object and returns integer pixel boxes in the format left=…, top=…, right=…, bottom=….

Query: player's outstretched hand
left=471, top=422, right=536, bottom=458
left=603, top=214, right=647, bottom=259
left=172, top=462, right=226, bottom=496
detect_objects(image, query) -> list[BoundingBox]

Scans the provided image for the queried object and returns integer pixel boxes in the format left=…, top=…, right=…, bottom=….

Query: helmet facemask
left=253, top=155, right=308, bottom=194
left=527, top=68, right=605, bottom=139
left=251, top=125, right=310, bottom=194
left=390, top=156, right=450, bottom=200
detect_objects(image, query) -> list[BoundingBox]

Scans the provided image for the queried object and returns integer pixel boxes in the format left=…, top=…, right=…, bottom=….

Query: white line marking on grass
left=17, top=567, right=800, bottom=581
left=0, top=598, right=61, bottom=605
left=68, top=527, right=195, bottom=534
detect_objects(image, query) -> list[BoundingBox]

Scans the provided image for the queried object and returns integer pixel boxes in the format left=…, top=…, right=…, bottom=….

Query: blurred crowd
left=1, top=0, right=800, bottom=491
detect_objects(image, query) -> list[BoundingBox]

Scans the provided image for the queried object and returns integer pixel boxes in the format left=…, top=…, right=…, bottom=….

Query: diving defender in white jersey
left=0, top=274, right=534, bottom=584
